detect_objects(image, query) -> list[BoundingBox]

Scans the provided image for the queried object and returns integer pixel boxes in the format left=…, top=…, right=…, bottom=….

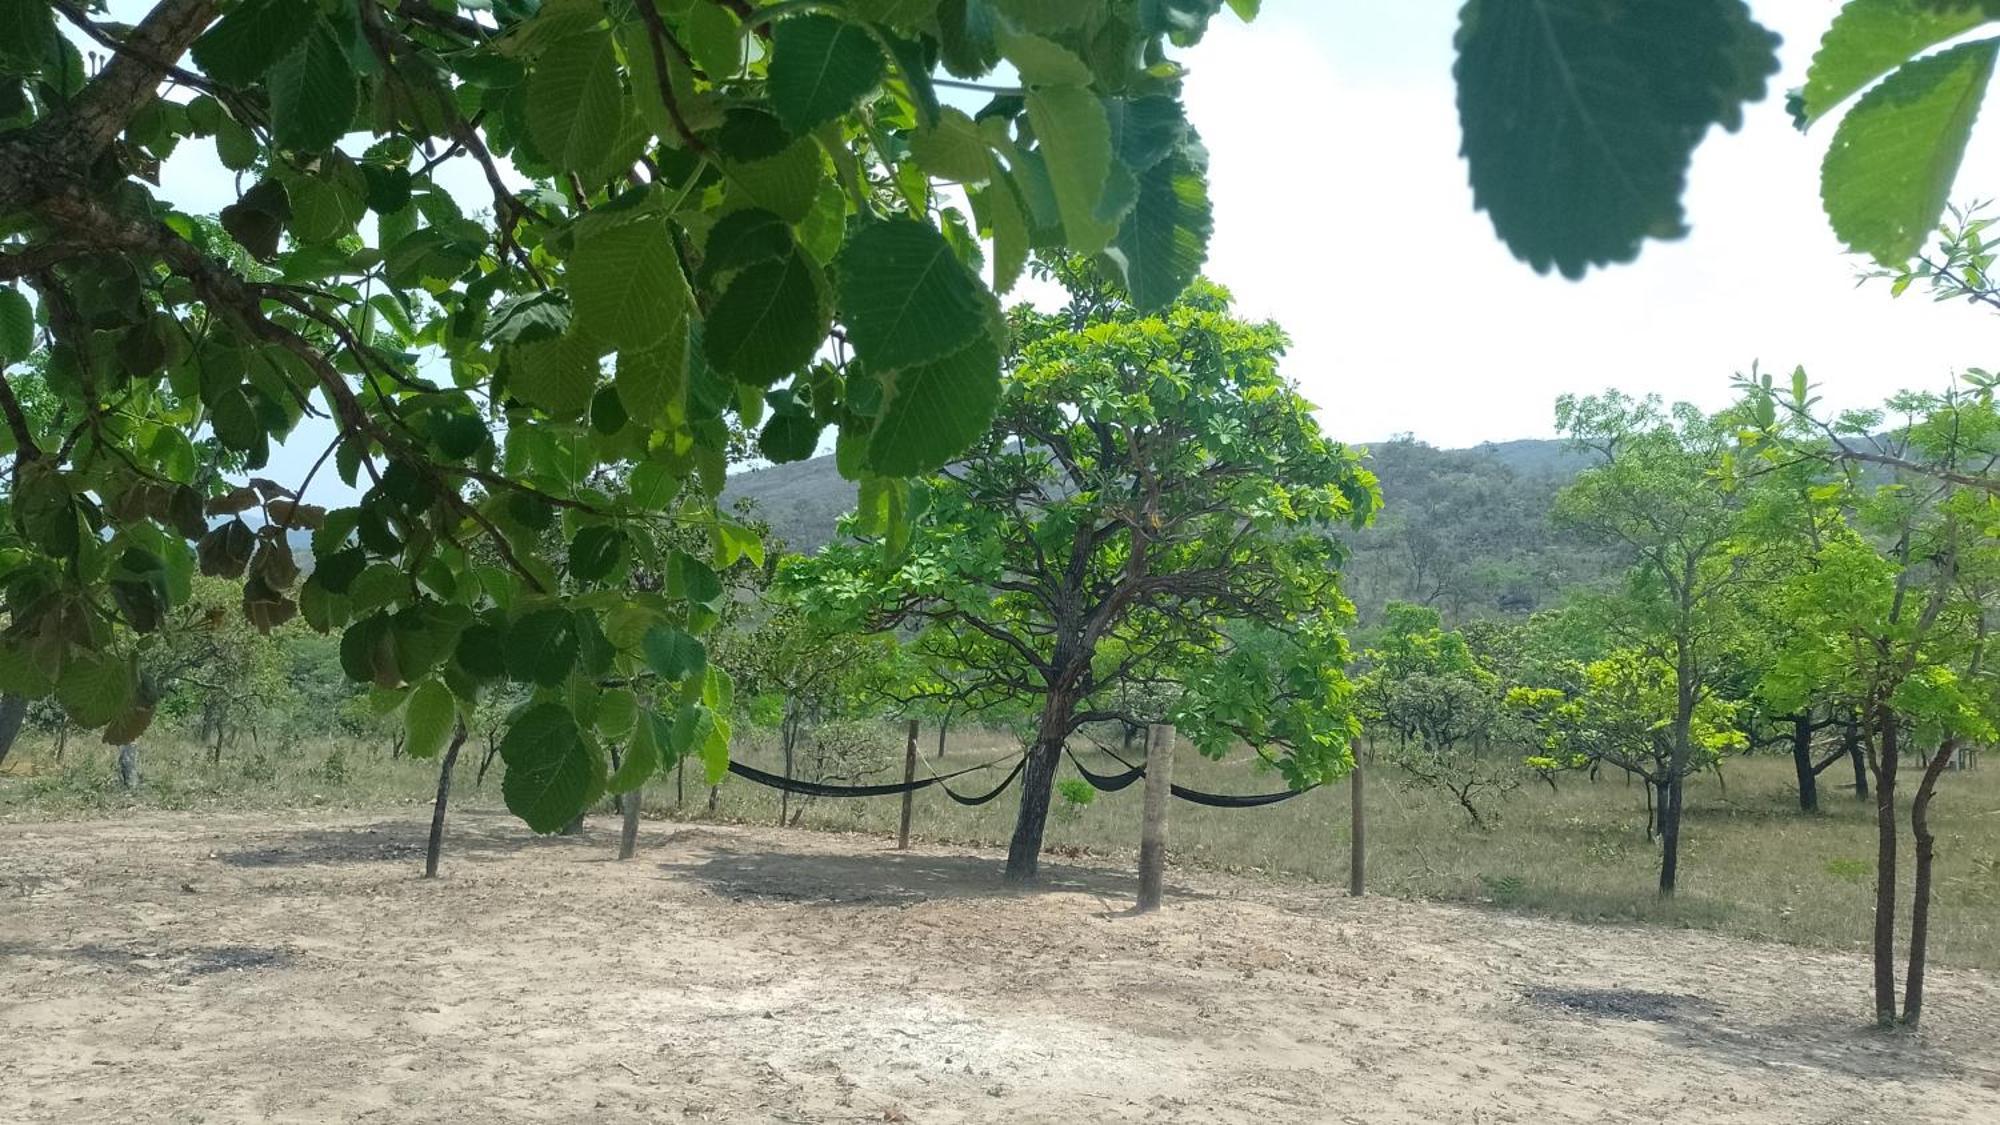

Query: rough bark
left=1005, top=733, right=1064, bottom=882
left=617, top=791, right=641, bottom=860
left=1903, top=739, right=1958, bottom=1027
left=1657, top=662, right=1695, bottom=897
left=1846, top=717, right=1868, bottom=800
left=0, top=692, right=26, bottom=772
left=117, top=743, right=140, bottom=789
left=423, top=724, right=468, bottom=879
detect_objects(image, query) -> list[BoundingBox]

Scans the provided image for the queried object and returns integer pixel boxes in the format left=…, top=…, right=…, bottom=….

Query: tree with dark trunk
left=1552, top=392, right=1764, bottom=895
left=0, top=693, right=26, bottom=773
left=424, top=724, right=470, bottom=879
left=785, top=269, right=1378, bottom=881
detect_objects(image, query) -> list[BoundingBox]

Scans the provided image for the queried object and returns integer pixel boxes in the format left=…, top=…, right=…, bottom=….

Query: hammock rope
left=1069, top=745, right=1320, bottom=808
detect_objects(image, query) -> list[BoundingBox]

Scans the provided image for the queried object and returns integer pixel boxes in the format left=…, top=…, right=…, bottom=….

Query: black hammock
left=1067, top=747, right=1320, bottom=809
left=726, top=752, right=1024, bottom=802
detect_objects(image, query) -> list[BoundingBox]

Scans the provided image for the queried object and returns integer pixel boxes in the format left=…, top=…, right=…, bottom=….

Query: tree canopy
left=783, top=264, right=1377, bottom=878
left=0, top=0, right=1245, bottom=830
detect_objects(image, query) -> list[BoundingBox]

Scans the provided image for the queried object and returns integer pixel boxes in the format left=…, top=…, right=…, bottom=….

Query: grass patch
left=7, top=727, right=1999, bottom=969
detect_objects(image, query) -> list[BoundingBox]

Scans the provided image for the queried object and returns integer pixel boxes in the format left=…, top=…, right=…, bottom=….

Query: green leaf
left=527, top=29, right=627, bottom=178
left=703, top=249, right=829, bottom=384
left=1106, top=143, right=1212, bottom=310
left=979, top=174, right=1029, bottom=294
left=1454, top=0, right=1780, bottom=277
left=615, top=331, right=688, bottom=429
left=1801, top=0, right=2000, bottom=125
left=642, top=625, right=707, bottom=681
left=999, top=30, right=1094, bottom=86
left=681, top=1, right=742, bottom=77
left=267, top=17, right=356, bottom=152
left=836, top=219, right=995, bottom=372
left=511, top=330, right=602, bottom=418
left=864, top=333, right=1001, bottom=476
left=404, top=678, right=457, bottom=759
left=501, top=703, right=603, bottom=833
left=849, top=0, right=940, bottom=29
left=910, top=107, right=993, bottom=182
left=701, top=208, right=795, bottom=284
left=192, top=0, right=313, bottom=87
left=759, top=407, right=824, bottom=463
left=724, top=139, right=825, bottom=223
left=220, top=178, right=291, bottom=261
left=1822, top=37, right=2000, bottom=265
left=607, top=707, right=660, bottom=795
left=506, top=607, right=582, bottom=686
left=287, top=157, right=367, bottom=243
left=569, top=214, right=693, bottom=351
left=667, top=550, right=723, bottom=607
left=568, top=524, right=626, bottom=582
left=768, top=14, right=887, bottom=135
left=0, top=287, right=33, bottom=363
left=994, top=0, right=1098, bottom=32
left=1025, top=86, right=1117, bottom=255
left=57, top=649, right=133, bottom=729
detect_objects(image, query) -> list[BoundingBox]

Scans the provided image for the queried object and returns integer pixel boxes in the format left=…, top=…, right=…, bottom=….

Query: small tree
left=786, top=267, right=1378, bottom=881
left=1553, top=392, right=1760, bottom=895
left=1358, top=603, right=1516, bottom=827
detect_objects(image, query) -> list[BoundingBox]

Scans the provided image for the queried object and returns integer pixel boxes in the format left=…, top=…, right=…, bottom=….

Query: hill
left=724, top=437, right=1613, bottom=624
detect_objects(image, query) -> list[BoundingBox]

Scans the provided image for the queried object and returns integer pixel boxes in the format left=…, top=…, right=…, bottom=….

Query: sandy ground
left=3, top=811, right=1998, bottom=1124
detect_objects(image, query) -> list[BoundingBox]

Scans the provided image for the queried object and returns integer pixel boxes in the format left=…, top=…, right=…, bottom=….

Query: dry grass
left=7, top=725, right=1999, bottom=970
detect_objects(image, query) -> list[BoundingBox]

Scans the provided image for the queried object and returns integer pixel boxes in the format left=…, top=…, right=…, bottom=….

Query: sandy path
left=3, top=810, right=1997, bottom=1124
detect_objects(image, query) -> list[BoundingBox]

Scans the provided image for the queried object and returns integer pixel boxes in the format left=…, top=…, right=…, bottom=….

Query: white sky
left=115, top=0, right=2000, bottom=500
left=1182, top=1, right=2000, bottom=448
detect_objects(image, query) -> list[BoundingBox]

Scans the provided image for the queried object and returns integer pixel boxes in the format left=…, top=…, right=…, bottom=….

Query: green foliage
left=784, top=264, right=1379, bottom=865
left=0, top=0, right=1245, bottom=834
left=1453, top=0, right=1779, bottom=277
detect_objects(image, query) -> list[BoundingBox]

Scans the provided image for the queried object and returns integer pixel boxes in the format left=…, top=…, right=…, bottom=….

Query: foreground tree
left=0, top=0, right=1239, bottom=830
left=785, top=266, right=1378, bottom=880
left=1742, top=376, right=2000, bottom=1028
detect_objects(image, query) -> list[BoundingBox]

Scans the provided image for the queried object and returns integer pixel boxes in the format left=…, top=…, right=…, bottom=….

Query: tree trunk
left=936, top=704, right=952, bottom=759
left=0, top=692, right=26, bottom=772
left=1348, top=755, right=1365, bottom=897
left=1658, top=668, right=1695, bottom=897
left=1643, top=776, right=1656, bottom=843
left=1847, top=716, right=1868, bottom=800
left=779, top=706, right=797, bottom=828
left=1903, top=739, right=1958, bottom=1027
left=675, top=754, right=685, bottom=807
left=1005, top=734, right=1064, bottom=882
left=424, top=724, right=468, bottom=878
left=559, top=811, right=585, bottom=836
left=117, top=743, right=140, bottom=789
left=1871, top=706, right=1900, bottom=1028
left=618, top=791, right=641, bottom=860
left=705, top=784, right=719, bottom=815
left=1791, top=714, right=1819, bottom=813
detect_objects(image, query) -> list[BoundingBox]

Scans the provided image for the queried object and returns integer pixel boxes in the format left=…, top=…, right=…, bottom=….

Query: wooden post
left=1349, top=752, right=1366, bottom=898
left=1136, top=723, right=1175, bottom=912
left=618, top=790, right=641, bottom=860
left=898, top=719, right=919, bottom=849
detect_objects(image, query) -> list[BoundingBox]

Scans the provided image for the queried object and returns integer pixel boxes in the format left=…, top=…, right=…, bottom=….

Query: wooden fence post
left=1137, top=723, right=1175, bottom=912
left=898, top=719, right=918, bottom=849
left=1349, top=750, right=1365, bottom=898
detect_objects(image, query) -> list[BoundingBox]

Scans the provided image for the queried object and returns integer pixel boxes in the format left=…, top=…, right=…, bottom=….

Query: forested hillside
left=725, top=436, right=1613, bottom=624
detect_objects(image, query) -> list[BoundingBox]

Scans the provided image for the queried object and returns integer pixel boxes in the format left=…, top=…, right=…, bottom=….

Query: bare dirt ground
left=4, top=811, right=1998, bottom=1124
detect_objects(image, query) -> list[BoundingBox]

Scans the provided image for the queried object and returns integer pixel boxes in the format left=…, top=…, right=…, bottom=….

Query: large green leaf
left=191, top=0, right=313, bottom=87
left=614, top=333, right=688, bottom=428
left=1823, top=37, right=2000, bottom=264
left=1454, top=0, right=1780, bottom=278
left=835, top=219, right=994, bottom=372
left=1801, top=0, right=2000, bottom=125
left=511, top=330, right=602, bottom=418
left=500, top=703, right=603, bottom=833
left=864, top=333, right=1001, bottom=476
left=1025, top=87, right=1116, bottom=255
left=527, top=30, right=627, bottom=179
left=1106, top=144, right=1212, bottom=311
left=607, top=708, right=661, bottom=795
left=506, top=607, right=582, bottom=686
left=569, top=215, right=692, bottom=351
left=642, top=625, right=707, bottom=681
left=57, top=650, right=133, bottom=728
left=0, top=287, right=33, bottom=364
left=768, top=14, right=887, bottom=135
left=703, top=249, right=829, bottom=384
left=267, top=17, right=357, bottom=152
left=403, top=678, right=457, bottom=760
left=910, top=107, right=994, bottom=183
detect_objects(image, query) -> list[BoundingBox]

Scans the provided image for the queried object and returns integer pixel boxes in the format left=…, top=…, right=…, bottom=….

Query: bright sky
left=114, top=0, right=2000, bottom=499
left=1182, top=2, right=2000, bottom=448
